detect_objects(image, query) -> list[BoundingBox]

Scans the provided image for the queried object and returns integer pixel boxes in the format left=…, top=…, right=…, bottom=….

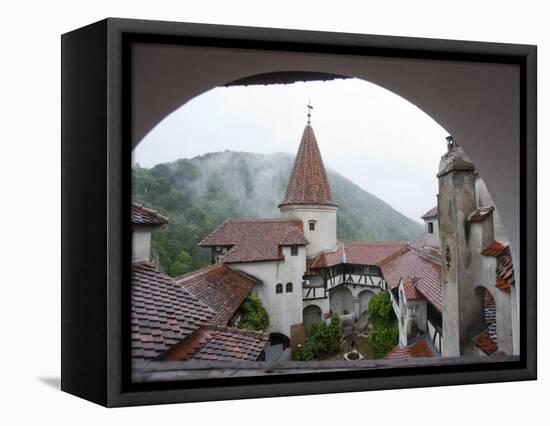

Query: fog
left=133, top=78, right=449, bottom=222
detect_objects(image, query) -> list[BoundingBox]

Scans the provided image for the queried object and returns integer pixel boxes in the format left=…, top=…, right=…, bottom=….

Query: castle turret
left=279, top=115, right=338, bottom=258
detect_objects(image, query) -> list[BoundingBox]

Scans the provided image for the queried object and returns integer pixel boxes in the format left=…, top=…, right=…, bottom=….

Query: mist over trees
left=132, top=150, right=423, bottom=277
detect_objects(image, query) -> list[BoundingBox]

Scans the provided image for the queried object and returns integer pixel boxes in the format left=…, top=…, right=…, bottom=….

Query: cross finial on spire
left=307, top=100, right=313, bottom=124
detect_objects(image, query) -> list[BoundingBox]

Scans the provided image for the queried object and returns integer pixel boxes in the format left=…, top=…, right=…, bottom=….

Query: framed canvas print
left=61, top=18, right=537, bottom=407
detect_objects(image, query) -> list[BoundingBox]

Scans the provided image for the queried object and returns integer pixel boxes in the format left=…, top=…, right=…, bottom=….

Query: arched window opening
left=286, top=282, right=293, bottom=293
left=275, top=283, right=283, bottom=294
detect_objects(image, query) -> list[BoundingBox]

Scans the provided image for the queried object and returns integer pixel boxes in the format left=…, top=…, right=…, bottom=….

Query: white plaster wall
left=132, top=228, right=152, bottom=262
left=397, top=288, right=428, bottom=346
left=280, top=204, right=337, bottom=257
left=231, top=245, right=306, bottom=338
left=475, top=176, right=509, bottom=242
left=424, top=218, right=440, bottom=249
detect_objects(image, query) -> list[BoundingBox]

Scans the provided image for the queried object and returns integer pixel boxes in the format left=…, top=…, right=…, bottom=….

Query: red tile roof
left=401, top=276, right=422, bottom=300
left=468, top=206, right=495, bottom=223
left=482, top=241, right=515, bottom=292
left=481, top=240, right=507, bottom=256
left=473, top=332, right=498, bottom=355
left=279, top=125, right=337, bottom=207
left=379, top=248, right=442, bottom=312
left=131, top=202, right=169, bottom=226
left=311, top=241, right=408, bottom=268
left=384, top=339, right=435, bottom=360
left=160, top=325, right=268, bottom=362
left=199, top=219, right=308, bottom=263
left=131, top=261, right=215, bottom=361
left=421, top=206, right=438, bottom=219
left=175, top=264, right=257, bottom=325
left=132, top=261, right=267, bottom=363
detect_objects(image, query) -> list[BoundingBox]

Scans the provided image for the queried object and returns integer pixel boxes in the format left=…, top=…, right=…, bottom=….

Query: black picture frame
left=61, top=18, right=537, bottom=407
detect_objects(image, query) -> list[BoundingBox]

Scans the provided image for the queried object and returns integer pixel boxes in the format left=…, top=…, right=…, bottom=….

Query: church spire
left=279, top=119, right=337, bottom=207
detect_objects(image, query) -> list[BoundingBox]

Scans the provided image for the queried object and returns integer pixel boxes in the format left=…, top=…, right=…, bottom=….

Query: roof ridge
left=202, top=324, right=269, bottom=338
left=377, top=246, right=410, bottom=266
left=131, top=201, right=170, bottom=222
left=174, top=263, right=226, bottom=282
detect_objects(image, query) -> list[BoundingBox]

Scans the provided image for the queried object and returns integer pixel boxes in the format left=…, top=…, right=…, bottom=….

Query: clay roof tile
left=279, top=125, right=337, bottom=207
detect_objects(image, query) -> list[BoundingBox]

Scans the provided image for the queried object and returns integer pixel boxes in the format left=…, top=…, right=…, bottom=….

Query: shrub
left=294, top=314, right=342, bottom=360
left=238, top=295, right=269, bottom=331
left=368, top=322, right=399, bottom=358
left=367, top=291, right=398, bottom=358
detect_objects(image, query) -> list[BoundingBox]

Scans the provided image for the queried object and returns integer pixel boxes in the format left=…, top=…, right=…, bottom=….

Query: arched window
left=275, top=283, right=283, bottom=294
left=286, top=282, right=293, bottom=293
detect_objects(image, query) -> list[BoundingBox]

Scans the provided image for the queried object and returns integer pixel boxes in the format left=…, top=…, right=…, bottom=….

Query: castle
left=131, top=115, right=518, bottom=365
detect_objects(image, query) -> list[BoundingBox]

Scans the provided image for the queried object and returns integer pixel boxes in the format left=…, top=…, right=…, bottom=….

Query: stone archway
left=330, top=286, right=354, bottom=316
left=303, top=305, right=322, bottom=334
left=131, top=44, right=521, bottom=353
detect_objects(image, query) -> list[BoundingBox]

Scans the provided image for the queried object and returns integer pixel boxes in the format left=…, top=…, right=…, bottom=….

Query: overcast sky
left=133, top=78, right=449, bottom=223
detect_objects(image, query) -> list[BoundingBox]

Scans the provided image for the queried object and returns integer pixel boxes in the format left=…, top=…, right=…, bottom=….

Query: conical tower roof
left=279, top=124, right=337, bottom=207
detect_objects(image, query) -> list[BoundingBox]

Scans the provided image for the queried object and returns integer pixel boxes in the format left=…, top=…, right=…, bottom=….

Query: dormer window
left=290, top=246, right=298, bottom=256
left=428, top=222, right=434, bottom=234
left=308, top=220, right=316, bottom=231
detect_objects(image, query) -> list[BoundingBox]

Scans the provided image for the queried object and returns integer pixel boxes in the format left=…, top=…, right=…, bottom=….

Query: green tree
left=171, top=250, right=193, bottom=277
left=368, top=291, right=394, bottom=326
left=238, top=295, right=270, bottom=331
left=367, top=291, right=398, bottom=358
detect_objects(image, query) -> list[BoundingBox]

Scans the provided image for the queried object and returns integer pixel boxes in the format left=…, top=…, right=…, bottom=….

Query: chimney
left=131, top=203, right=169, bottom=263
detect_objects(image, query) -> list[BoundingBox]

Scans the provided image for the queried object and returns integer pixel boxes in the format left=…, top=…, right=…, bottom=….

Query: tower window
left=276, top=283, right=283, bottom=294
left=290, top=245, right=298, bottom=256
left=286, top=282, right=293, bottom=293
left=428, top=222, right=434, bottom=234
left=309, top=220, right=316, bottom=231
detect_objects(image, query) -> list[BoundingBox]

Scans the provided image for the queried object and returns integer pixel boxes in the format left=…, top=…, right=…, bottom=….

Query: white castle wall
left=424, top=218, right=440, bottom=249
left=231, top=245, right=306, bottom=338
left=280, top=204, right=337, bottom=258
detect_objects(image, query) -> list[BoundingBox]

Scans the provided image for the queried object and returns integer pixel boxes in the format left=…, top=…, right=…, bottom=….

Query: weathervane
left=307, top=100, right=313, bottom=124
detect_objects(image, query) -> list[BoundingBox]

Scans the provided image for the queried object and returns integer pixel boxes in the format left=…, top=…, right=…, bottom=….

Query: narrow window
left=428, top=222, right=434, bottom=234
left=309, top=221, right=316, bottom=231
left=290, top=245, right=298, bottom=256
left=286, top=282, right=293, bottom=293
left=276, top=283, right=283, bottom=294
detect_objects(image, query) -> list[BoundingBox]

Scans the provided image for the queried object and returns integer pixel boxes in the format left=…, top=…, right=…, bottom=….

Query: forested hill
left=132, top=151, right=423, bottom=277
